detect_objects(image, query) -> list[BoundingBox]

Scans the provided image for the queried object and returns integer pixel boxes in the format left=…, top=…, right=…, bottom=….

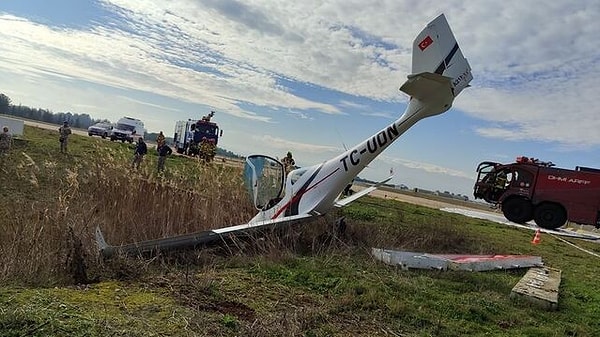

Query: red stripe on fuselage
left=271, top=168, right=340, bottom=219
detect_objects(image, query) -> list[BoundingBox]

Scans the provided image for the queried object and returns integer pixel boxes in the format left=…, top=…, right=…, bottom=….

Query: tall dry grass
left=0, top=144, right=256, bottom=286
left=88, top=149, right=255, bottom=243
left=0, top=138, right=476, bottom=287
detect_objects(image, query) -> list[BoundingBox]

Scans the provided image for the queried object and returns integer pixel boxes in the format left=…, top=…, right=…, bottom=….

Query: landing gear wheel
left=502, top=198, right=533, bottom=224
left=534, top=203, right=567, bottom=229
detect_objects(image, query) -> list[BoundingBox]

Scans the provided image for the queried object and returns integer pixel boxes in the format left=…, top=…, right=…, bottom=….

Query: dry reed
left=0, top=145, right=257, bottom=285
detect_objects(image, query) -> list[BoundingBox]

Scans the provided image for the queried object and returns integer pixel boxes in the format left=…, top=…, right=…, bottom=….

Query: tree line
left=0, top=93, right=107, bottom=129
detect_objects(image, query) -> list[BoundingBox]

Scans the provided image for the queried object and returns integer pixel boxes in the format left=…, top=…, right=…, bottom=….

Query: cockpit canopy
left=244, top=155, right=285, bottom=210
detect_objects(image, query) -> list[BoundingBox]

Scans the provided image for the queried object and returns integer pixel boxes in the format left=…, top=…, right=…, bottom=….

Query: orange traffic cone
left=531, top=229, right=541, bottom=245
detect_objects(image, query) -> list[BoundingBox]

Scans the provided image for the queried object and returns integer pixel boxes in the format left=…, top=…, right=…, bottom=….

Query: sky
left=1, top=0, right=599, bottom=198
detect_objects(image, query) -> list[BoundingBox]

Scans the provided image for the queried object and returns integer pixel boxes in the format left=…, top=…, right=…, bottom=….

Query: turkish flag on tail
left=418, top=35, right=433, bottom=51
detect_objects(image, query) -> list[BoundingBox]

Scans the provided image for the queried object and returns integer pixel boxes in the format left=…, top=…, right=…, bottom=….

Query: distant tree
left=41, top=109, right=53, bottom=123
left=0, top=93, right=11, bottom=113
left=77, top=114, right=92, bottom=128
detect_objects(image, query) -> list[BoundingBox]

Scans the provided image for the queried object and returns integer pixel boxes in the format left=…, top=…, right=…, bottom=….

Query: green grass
left=1, top=126, right=600, bottom=336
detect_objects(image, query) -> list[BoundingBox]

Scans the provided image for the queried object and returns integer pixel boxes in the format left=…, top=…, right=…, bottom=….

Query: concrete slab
left=372, top=248, right=449, bottom=270
left=511, top=267, right=562, bottom=310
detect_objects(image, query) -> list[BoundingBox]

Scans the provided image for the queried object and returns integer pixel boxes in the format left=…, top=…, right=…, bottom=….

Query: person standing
left=282, top=151, right=295, bottom=174
left=199, top=137, right=215, bottom=162
left=157, top=143, right=173, bottom=172
left=0, top=126, right=12, bottom=155
left=156, top=131, right=166, bottom=148
left=58, top=121, right=72, bottom=154
left=131, top=138, right=148, bottom=169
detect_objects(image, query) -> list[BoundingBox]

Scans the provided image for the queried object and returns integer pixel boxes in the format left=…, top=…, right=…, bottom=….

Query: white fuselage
left=250, top=88, right=454, bottom=223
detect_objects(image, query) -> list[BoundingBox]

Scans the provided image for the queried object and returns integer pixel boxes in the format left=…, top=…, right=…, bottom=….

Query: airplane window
left=512, top=169, right=533, bottom=188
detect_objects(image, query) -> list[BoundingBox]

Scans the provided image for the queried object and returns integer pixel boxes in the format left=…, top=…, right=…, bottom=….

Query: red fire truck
left=473, top=156, right=600, bottom=229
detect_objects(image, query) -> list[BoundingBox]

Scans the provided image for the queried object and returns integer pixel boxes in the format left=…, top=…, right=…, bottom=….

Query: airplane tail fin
left=405, top=13, right=472, bottom=97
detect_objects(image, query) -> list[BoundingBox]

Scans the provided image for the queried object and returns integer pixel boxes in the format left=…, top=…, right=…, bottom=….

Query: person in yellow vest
left=207, top=139, right=216, bottom=161
left=495, top=171, right=508, bottom=190
left=199, top=137, right=216, bottom=162
left=282, top=151, right=295, bottom=174
left=156, top=131, right=166, bottom=149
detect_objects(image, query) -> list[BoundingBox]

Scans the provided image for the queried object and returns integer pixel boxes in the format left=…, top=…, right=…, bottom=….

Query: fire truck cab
left=173, top=111, right=222, bottom=159
left=474, top=156, right=600, bottom=229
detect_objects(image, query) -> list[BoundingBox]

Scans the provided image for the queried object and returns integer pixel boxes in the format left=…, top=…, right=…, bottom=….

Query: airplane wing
left=96, top=213, right=316, bottom=258
left=334, top=175, right=394, bottom=208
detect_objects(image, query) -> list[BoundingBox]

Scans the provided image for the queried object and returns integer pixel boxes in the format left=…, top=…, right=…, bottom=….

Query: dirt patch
left=170, top=281, right=256, bottom=321
left=196, top=299, right=256, bottom=321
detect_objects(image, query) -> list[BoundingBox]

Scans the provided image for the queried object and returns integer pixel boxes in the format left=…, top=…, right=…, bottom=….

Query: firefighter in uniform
left=0, top=126, right=12, bottom=155
left=491, top=170, right=508, bottom=200
left=157, top=143, right=173, bottom=172
left=188, top=141, right=198, bottom=156
left=199, top=137, right=209, bottom=161
left=495, top=171, right=508, bottom=189
left=58, top=121, right=72, bottom=154
left=156, top=131, right=166, bottom=149
left=207, top=139, right=216, bottom=162
left=199, top=137, right=216, bottom=162
left=282, top=151, right=295, bottom=174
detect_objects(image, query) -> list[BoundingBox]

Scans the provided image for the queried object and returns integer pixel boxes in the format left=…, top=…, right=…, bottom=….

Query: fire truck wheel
left=534, top=203, right=567, bottom=229
left=502, top=198, right=533, bottom=224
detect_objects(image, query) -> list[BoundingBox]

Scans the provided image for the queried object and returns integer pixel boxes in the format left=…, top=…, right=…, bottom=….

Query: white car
left=87, top=123, right=113, bottom=139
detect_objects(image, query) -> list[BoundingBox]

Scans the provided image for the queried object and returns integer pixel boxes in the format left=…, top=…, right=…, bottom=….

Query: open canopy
left=244, top=155, right=285, bottom=210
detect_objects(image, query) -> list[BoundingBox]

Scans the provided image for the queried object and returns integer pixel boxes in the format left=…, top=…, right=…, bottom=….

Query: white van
left=110, top=117, right=145, bottom=143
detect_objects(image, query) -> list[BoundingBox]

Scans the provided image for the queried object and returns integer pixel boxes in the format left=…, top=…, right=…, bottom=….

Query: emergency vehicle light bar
left=516, top=156, right=554, bottom=167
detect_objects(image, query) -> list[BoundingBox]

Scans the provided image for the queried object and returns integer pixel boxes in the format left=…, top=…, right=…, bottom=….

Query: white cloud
left=118, top=96, right=181, bottom=112
left=253, top=135, right=341, bottom=153
left=2, top=1, right=599, bottom=144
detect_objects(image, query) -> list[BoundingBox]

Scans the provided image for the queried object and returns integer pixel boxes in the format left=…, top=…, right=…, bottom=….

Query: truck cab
left=173, top=112, right=222, bottom=155
left=474, top=161, right=536, bottom=204
left=474, top=156, right=600, bottom=229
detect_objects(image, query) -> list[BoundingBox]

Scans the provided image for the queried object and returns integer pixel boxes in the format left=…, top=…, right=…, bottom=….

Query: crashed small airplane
left=96, top=13, right=473, bottom=258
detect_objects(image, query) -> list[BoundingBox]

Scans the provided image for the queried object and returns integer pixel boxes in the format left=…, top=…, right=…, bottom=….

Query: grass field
left=1, top=126, right=600, bottom=336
